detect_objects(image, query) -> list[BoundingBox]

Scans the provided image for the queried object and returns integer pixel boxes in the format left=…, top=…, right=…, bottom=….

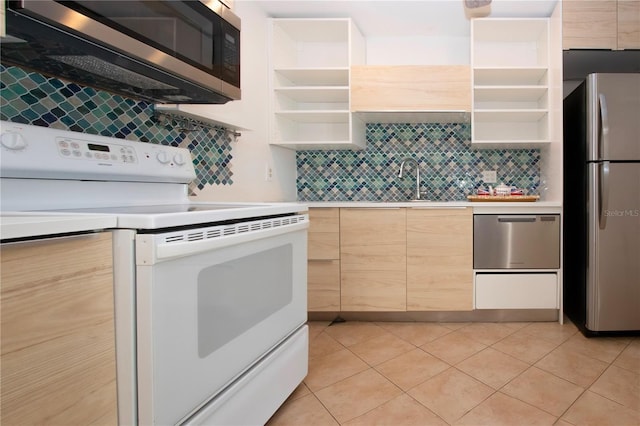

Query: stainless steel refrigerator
left=564, top=73, right=640, bottom=335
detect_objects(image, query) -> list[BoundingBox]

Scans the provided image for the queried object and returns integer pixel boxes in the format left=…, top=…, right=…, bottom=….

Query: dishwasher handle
left=497, top=216, right=537, bottom=223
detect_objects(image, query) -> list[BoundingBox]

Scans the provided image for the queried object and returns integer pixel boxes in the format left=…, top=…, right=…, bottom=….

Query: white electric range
left=0, top=121, right=309, bottom=425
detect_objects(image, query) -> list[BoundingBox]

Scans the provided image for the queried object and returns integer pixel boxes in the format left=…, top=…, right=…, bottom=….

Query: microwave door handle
left=598, top=93, right=610, bottom=160
left=599, top=161, right=610, bottom=230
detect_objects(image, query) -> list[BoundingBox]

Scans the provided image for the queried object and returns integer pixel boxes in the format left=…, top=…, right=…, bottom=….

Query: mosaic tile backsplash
left=0, top=65, right=233, bottom=191
left=297, top=123, right=540, bottom=202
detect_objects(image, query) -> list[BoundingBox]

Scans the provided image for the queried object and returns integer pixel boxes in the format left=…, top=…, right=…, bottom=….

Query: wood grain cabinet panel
left=351, top=65, right=471, bottom=112
left=563, top=0, right=617, bottom=49
left=1, top=232, right=117, bottom=425
left=308, top=207, right=340, bottom=260
left=308, top=260, right=341, bottom=311
left=406, top=208, right=473, bottom=311
left=618, top=0, right=640, bottom=48
left=340, top=208, right=406, bottom=311
left=308, top=208, right=341, bottom=311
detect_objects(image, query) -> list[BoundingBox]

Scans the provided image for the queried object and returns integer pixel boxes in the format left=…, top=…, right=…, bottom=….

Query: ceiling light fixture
left=464, top=0, right=492, bottom=18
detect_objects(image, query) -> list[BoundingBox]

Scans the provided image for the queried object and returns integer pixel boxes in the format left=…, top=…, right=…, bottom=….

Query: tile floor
left=267, top=320, right=640, bottom=426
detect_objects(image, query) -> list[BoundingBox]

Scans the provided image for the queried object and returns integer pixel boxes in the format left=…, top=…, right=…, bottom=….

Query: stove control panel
left=0, top=121, right=195, bottom=183
left=56, top=136, right=139, bottom=164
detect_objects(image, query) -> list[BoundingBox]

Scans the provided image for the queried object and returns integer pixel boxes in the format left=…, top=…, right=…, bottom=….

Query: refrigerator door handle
left=599, top=161, right=610, bottom=230
left=598, top=93, right=610, bottom=160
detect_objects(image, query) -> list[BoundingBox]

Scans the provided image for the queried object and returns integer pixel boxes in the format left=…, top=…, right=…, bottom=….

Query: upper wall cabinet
left=471, top=18, right=552, bottom=146
left=618, top=0, right=640, bottom=49
left=268, top=18, right=366, bottom=150
left=350, top=65, right=471, bottom=123
left=563, top=0, right=640, bottom=50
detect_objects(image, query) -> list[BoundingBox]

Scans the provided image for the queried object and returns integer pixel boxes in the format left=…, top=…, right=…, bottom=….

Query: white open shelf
left=275, top=111, right=350, bottom=123
left=274, top=68, right=349, bottom=86
left=473, top=68, right=548, bottom=86
left=274, top=87, right=349, bottom=110
left=269, top=18, right=365, bottom=150
left=471, top=18, right=551, bottom=147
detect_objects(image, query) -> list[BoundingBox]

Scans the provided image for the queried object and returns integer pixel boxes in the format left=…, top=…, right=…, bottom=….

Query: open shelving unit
left=268, top=18, right=365, bottom=150
left=471, top=18, right=551, bottom=146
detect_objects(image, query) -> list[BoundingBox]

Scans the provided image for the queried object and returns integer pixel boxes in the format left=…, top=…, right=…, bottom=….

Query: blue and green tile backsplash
left=0, top=65, right=233, bottom=191
left=297, top=123, right=540, bottom=202
left=1, top=65, right=541, bottom=199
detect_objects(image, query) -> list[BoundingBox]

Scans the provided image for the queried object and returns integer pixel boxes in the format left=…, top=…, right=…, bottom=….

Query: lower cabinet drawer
left=475, top=273, right=558, bottom=309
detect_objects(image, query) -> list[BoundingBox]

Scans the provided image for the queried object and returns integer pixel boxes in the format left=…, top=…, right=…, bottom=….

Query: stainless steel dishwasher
left=474, top=215, right=560, bottom=269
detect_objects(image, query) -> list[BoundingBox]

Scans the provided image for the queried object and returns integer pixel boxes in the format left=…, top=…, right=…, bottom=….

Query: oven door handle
left=137, top=221, right=308, bottom=265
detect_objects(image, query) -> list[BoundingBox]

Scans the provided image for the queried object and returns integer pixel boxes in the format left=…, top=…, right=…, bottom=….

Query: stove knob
left=173, top=153, right=186, bottom=166
left=156, top=151, right=170, bottom=164
left=1, top=132, right=27, bottom=151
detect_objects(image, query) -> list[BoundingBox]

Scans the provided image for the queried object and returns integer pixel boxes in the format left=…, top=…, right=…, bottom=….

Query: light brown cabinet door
left=351, top=65, right=471, bottom=112
left=308, top=208, right=341, bottom=311
left=308, top=260, right=341, bottom=311
left=407, top=208, right=473, bottom=311
left=1, top=232, right=117, bottom=426
left=563, top=0, right=617, bottom=49
left=308, top=208, right=340, bottom=260
left=340, top=208, right=406, bottom=311
left=618, top=0, right=640, bottom=48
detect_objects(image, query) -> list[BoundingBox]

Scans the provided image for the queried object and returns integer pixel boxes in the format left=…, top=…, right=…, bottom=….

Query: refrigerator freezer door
left=587, top=73, right=640, bottom=162
left=587, top=162, right=640, bottom=331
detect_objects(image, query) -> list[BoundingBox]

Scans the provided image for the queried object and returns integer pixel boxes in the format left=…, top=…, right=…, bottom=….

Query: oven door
left=134, top=215, right=308, bottom=425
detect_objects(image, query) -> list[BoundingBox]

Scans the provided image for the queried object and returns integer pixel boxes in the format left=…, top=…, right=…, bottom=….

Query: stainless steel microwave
left=1, top=0, right=241, bottom=104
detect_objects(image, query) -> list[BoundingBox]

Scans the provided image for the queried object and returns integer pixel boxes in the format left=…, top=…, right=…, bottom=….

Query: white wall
left=186, top=1, right=298, bottom=202
left=366, top=36, right=470, bottom=65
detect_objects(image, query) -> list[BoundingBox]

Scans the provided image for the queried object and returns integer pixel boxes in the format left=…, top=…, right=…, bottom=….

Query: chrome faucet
left=398, top=158, right=422, bottom=200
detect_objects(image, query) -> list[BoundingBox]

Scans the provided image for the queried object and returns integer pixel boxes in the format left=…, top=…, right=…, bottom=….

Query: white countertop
left=1, top=213, right=118, bottom=240
left=302, top=201, right=562, bottom=214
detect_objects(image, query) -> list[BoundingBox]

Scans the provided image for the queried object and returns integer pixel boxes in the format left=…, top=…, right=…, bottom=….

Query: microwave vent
left=49, top=55, right=178, bottom=91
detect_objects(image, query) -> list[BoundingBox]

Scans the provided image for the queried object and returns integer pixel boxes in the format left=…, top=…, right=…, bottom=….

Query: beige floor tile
left=456, top=347, right=529, bottom=389
left=554, top=419, right=575, bottom=426
left=562, top=391, right=640, bottom=426
left=455, top=322, right=517, bottom=346
left=309, top=332, right=344, bottom=360
left=375, top=348, right=449, bottom=391
left=615, top=339, right=640, bottom=374
left=535, top=344, right=609, bottom=388
left=559, top=333, right=630, bottom=363
left=503, top=321, right=533, bottom=330
left=492, top=331, right=560, bottom=364
left=287, top=382, right=312, bottom=402
left=377, top=321, right=452, bottom=346
left=440, top=322, right=470, bottom=330
left=408, top=367, right=494, bottom=424
left=343, top=394, right=447, bottom=426
left=501, top=367, right=584, bottom=417
left=266, top=394, right=338, bottom=426
left=348, top=332, right=415, bottom=366
left=422, top=330, right=487, bottom=365
left=305, top=348, right=369, bottom=392
left=308, top=321, right=332, bottom=341
left=589, top=365, right=640, bottom=411
left=521, top=321, right=578, bottom=345
left=456, top=392, right=557, bottom=426
left=314, top=369, right=403, bottom=424
left=324, top=321, right=388, bottom=347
